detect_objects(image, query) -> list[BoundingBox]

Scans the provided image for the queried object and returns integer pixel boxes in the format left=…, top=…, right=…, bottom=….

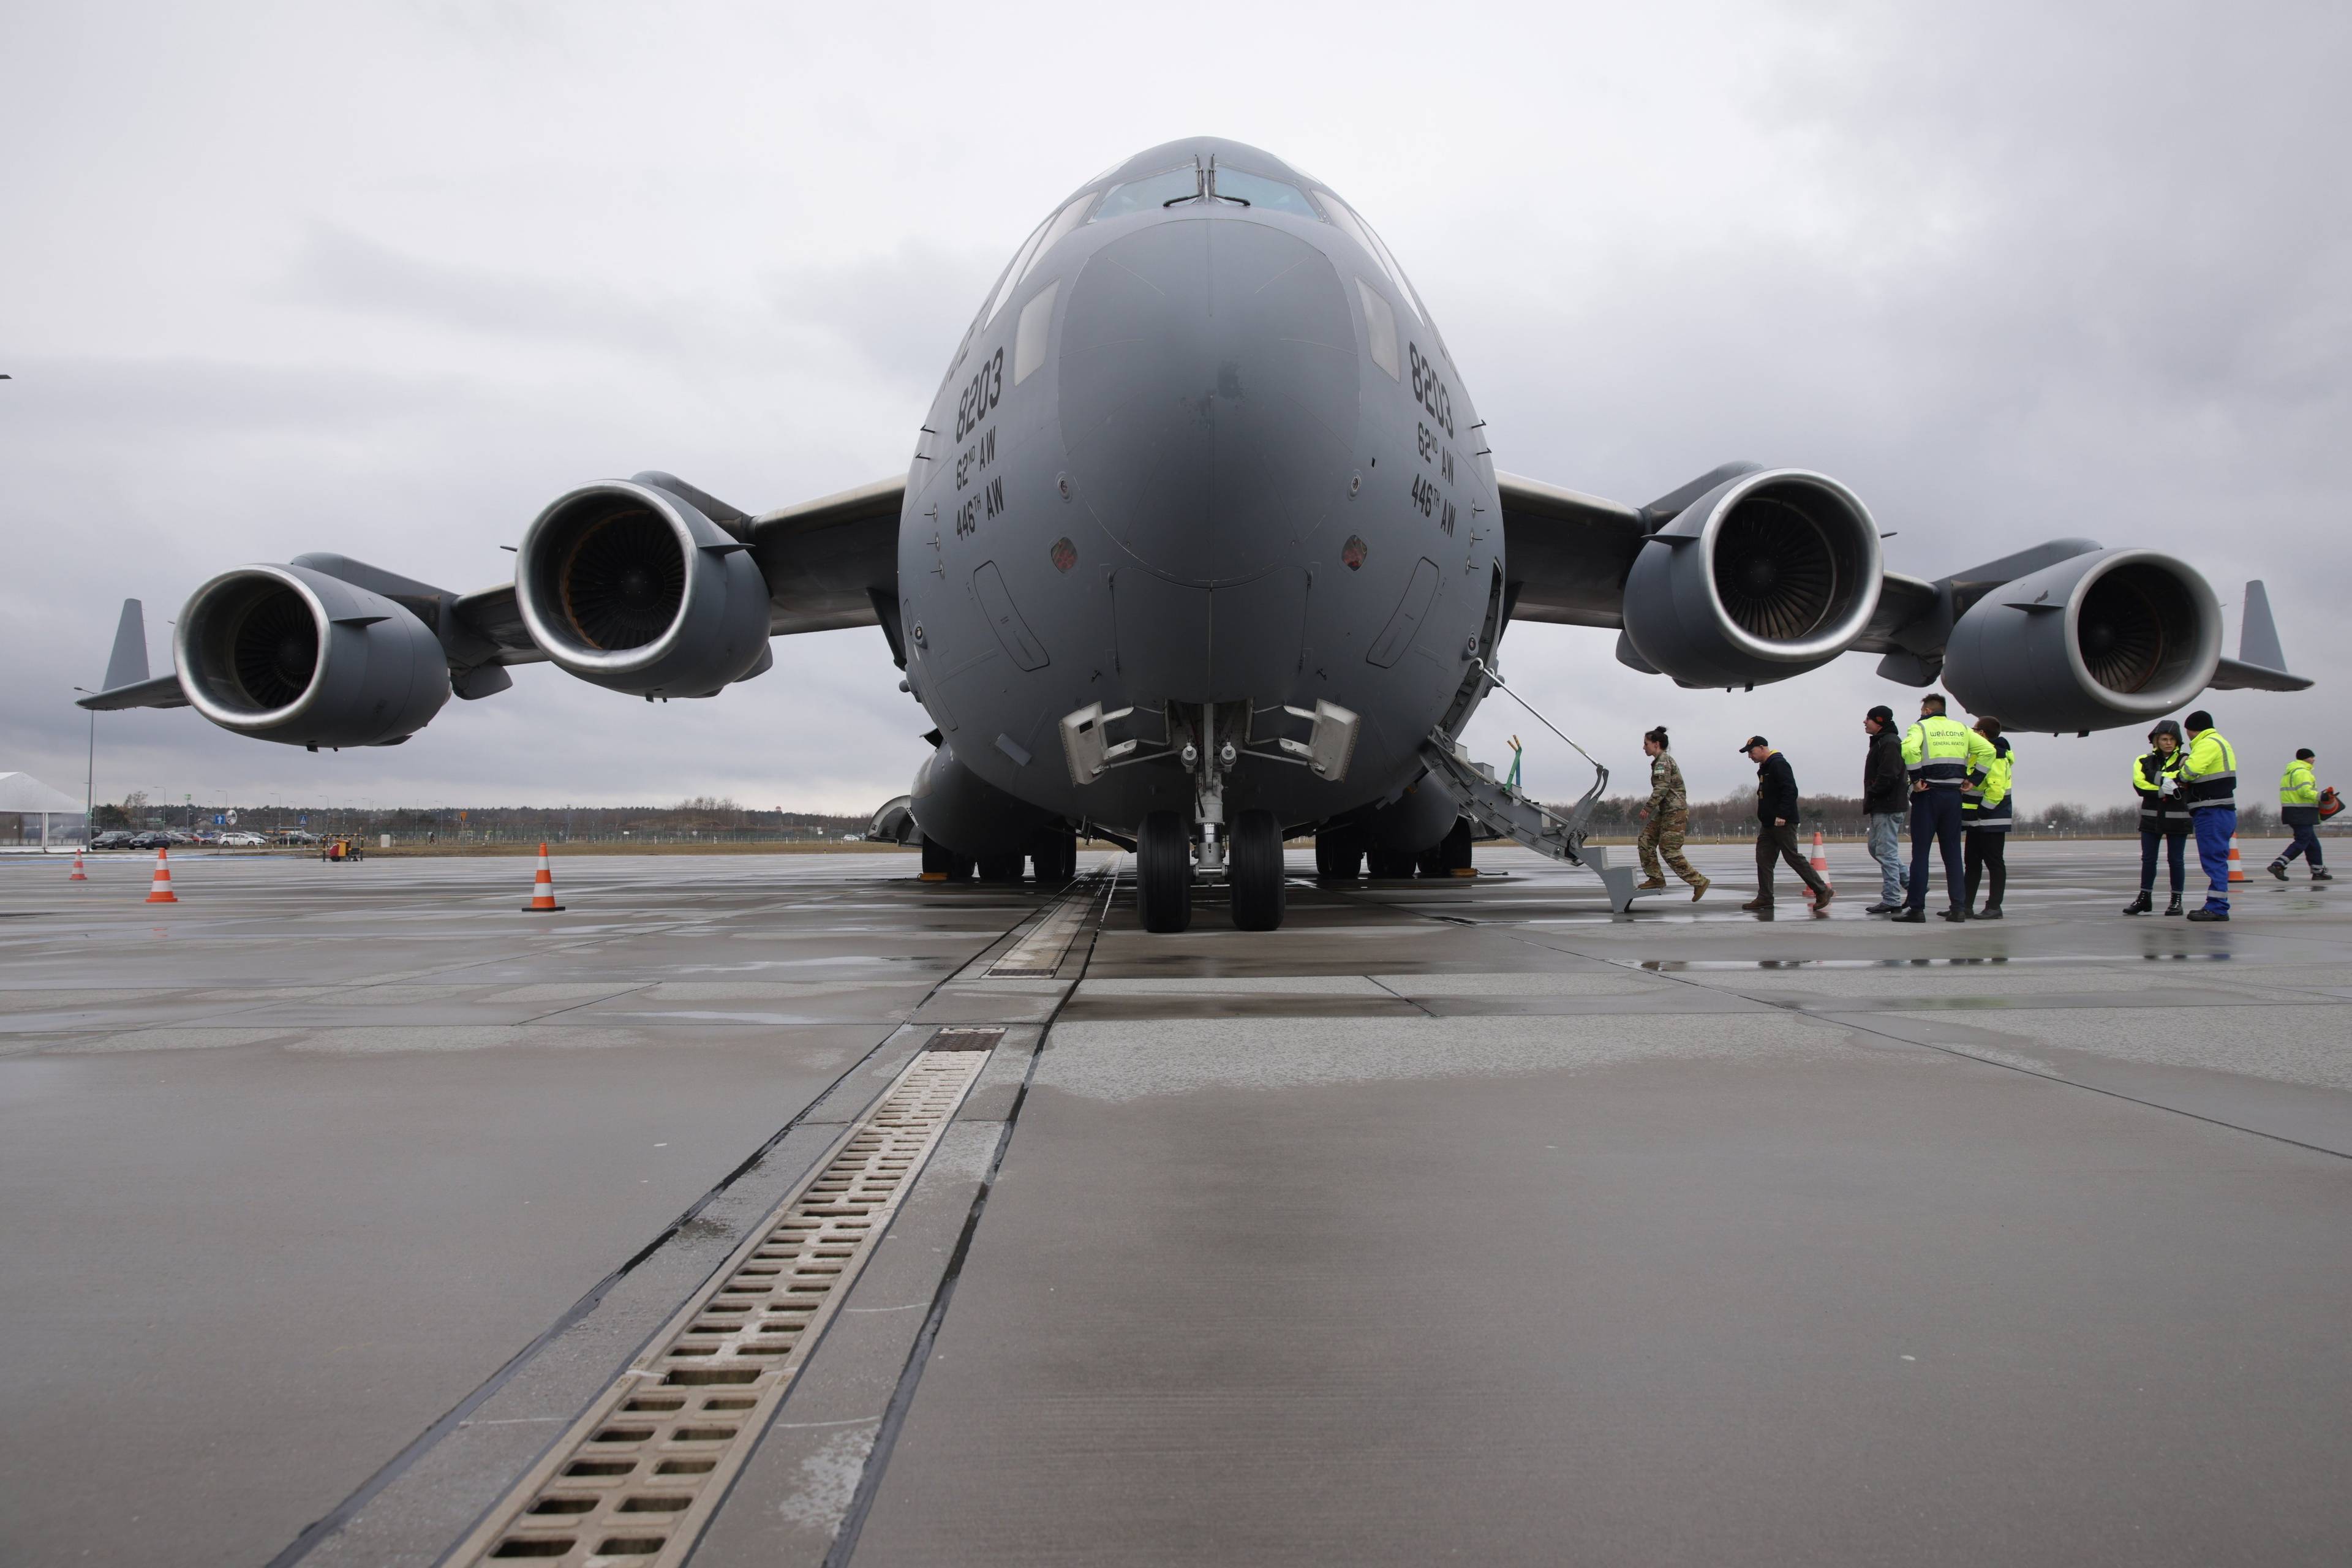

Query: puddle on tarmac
left=1642, top=953, right=2234, bottom=971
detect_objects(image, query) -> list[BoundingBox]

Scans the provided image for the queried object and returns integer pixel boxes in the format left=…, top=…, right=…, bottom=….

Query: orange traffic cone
left=521, top=843, right=565, bottom=912
left=1805, top=829, right=1833, bottom=902
left=2228, top=834, right=2246, bottom=884
left=69, top=851, right=88, bottom=882
left=145, top=846, right=178, bottom=904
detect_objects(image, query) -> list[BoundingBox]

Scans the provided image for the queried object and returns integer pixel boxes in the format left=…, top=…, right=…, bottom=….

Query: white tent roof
left=0, top=773, right=84, bottom=813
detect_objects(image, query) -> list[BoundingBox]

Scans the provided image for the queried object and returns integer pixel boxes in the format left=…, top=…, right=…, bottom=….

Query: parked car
left=89, top=830, right=138, bottom=850
left=218, top=831, right=267, bottom=846
left=126, top=831, right=172, bottom=850
left=277, top=829, right=320, bottom=846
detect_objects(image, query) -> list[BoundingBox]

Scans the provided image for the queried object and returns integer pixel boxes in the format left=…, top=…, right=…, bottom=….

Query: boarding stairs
left=1417, top=660, right=1649, bottom=914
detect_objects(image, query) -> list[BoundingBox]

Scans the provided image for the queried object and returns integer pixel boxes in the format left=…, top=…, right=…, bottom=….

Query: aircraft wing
left=76, top=472, right=910, bottom=716
left=744, top=475, right=907, bottom=646
left=1498, top=461, right=2309, bottom=719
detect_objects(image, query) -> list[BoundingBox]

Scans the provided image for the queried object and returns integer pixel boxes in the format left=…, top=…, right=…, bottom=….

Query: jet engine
left=514, top=478, right=772, bottom=698
left=174, top=564, right=450, bottom=747
left=1619, top=469, right=1882, bottom=688
left=1943, top=548, right=2221, bottom=732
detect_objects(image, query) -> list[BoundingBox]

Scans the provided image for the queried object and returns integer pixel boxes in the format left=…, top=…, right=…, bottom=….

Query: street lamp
left=70, top=689, right=96, bottom=845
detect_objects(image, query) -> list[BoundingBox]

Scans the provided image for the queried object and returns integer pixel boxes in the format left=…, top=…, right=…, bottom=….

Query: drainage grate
left=986, top=886, right=1096, bottom=978
left=927, top=1027, right=1005, bottom=1052
left=445, top=1041, right=995, bottom=1568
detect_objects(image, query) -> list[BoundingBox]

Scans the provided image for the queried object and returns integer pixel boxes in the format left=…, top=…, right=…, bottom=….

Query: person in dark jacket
left=1740, top=736, right=1832, bottom=913
left=2124, top=718, right=2192, bottom=914
left=1862, top=704, right=1910, bottom=913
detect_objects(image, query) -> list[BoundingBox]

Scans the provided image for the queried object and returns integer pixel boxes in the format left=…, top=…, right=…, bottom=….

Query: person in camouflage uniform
left=1638, top=726, right=1711, bottom=900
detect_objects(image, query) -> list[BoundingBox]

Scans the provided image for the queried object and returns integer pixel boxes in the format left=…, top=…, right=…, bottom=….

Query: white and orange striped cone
left=1805, top=829, right=1833, bottom=903
left=2228, top=834, right=2246, bottom=884
left=144, top=846, right=178, bottom=904
left=521, top=843, right=565, bottom=912
left=68, top=851, right=88, bottom=882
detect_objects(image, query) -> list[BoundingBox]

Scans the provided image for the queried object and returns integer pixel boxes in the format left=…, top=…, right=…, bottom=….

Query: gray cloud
left=1, top=1, right=2343, bottom=817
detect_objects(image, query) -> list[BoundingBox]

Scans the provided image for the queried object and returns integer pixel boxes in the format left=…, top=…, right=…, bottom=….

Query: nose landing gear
left=1228, top=810, right=1286, bottom=931
left=1137, top=811, right=1193, bottom=933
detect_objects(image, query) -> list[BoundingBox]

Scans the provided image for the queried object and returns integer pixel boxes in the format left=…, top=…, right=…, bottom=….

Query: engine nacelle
left=175, top=564, right=450, bottom=747
left=1621, top=469, right=1882, bottom=688
left=1943, top=548, right=2220, bottom=732
left=908, top=742, right=1061, bottom=858
left=514, top=479, right=772, bottom=698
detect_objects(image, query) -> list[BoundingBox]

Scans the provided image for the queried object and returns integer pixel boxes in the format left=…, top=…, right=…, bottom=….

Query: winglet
left=2239, top=580, right=2287, bottom=671
left=78, top=598, right=190, bottom=711
left=2206, top=578, right=2313, bottom=693
left=104, top=599, right=149, bottom=690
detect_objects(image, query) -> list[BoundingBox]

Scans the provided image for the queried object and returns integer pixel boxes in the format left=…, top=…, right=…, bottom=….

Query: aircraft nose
left=1057, top=216, right=1362, bottom=585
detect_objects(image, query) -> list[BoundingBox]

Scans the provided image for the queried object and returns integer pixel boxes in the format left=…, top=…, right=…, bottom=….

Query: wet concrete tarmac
left=2, top=842, right=2346, bottom=1565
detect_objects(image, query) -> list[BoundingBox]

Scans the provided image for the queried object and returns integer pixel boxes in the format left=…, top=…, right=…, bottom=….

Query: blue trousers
left=2280, top=821, right=2325, bottom=868
left=1906, top=788, right=1966, bottom=911
left=1868, top=812, right=1909, bottom=904
left=2192, top=806, right=2235, bottom=912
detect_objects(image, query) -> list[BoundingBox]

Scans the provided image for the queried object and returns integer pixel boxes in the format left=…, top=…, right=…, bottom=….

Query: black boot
left=1980, top=904, right=2003, bottom=919
left=2164, top=894, right=2184, bottom=916
left=2123, top=891, right=2153, bottom=915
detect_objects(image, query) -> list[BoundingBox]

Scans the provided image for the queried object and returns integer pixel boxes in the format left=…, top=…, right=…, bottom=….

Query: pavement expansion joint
left=439, top=1042, right=993, bottom=1568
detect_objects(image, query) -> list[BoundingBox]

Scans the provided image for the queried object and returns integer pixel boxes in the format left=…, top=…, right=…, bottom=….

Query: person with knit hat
left=2124, top=718, right=2193, bottom=916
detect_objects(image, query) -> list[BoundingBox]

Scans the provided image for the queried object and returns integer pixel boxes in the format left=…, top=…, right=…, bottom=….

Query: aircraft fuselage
left=897, top=138, right=1499, bottom=840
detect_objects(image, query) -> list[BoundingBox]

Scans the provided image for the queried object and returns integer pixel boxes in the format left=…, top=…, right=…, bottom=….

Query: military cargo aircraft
left=81, top=137, right=2309, bottom=932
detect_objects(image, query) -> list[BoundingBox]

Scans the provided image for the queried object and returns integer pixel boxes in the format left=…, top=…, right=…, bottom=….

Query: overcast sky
left=2, top=1, right=2345, bottom=817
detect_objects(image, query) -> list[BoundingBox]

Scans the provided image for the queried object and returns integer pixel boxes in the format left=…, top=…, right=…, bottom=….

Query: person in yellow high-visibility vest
left=2124, top=718, right=2192, bottom=915
left=2177, top=710, right=2237, bottom=921
left=1961, top=716, right=2014, bottom=918
left=1894, top=693, right=1996, bottom=923
left=2266, top=747, right=2331, bottom=883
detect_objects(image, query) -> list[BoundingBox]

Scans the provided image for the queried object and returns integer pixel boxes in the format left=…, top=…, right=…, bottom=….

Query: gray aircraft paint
left=897, top=138, right=1496, bottom=839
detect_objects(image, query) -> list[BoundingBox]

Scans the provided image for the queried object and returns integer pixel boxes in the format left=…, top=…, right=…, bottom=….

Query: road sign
left=298, top=813, right=309, bottom=826
left=226, top=811, right=238, bottom=826
left=213, top=815, right=225, bottom=826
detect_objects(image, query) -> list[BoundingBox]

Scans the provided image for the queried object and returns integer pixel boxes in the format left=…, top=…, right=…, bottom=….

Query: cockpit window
left=1318, top=192, right=1423, bottom=323
left=1090, top=164, right=1203, bottom=221
left=1209, top=164, right=1320, bottom=218
left=1006, top=192, right=1094, bottom=300
left=980, top=214, right=1055, bottom=328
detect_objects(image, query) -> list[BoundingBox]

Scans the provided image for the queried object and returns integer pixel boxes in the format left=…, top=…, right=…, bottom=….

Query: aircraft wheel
left=1314, top=830, right=1363, bottom=879
left=1229, top=810, right=1286, bottom=931
left=921, top=841, right=974, bottom=883
left=1136, top=810, right=1193, bottom=933
left=977, top=853, right=1027, bottom=883
left=1032, top=831, right=1077, bottom=884
left=1439, top=816, right=1474, bottom=874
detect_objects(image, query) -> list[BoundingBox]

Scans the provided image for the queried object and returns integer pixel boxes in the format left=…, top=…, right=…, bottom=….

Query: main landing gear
left=1135, top=809, right=1286, bottom=934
